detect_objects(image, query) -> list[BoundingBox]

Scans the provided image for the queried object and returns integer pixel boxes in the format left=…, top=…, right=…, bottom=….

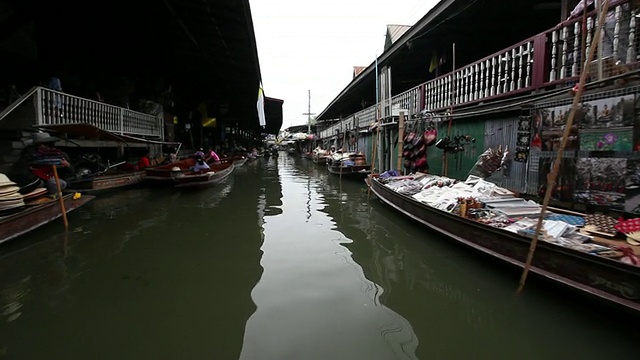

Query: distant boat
left=174, top=161, right=235, bottom=188
left=326, top=152, right=371, bottom=178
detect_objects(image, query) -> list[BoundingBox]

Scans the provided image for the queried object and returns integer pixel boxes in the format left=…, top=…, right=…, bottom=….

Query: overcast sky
left=250, top=0, right=439, bottom=131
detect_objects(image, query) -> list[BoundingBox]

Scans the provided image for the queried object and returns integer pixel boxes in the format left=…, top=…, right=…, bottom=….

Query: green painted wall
left=426, top=120, right=485, bottom=180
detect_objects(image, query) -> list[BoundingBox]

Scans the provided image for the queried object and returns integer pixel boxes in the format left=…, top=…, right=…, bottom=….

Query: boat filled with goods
left=368, top=171, right=640, bottom=312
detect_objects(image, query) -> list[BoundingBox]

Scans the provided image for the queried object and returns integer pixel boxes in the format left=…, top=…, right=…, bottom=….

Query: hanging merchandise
left=424, top=121, right=438, bottom=147
left=514, top=115, right=532, bottom=162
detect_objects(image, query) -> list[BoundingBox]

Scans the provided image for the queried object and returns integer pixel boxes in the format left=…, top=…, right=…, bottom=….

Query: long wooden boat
left=0, top=193, right=95, bottom=245
left=144, top=158, right=197, bottom=184
left=367, top=174, right=640, bottom=313
left=174, top=161, right=235, bottom=188
left=327, top=163, right=371, bottom=178
left=69, top=170, right=145, bottom=192
left=312, top=155, right=327, bottom=165
left=232, top=156, right=248, bottom=167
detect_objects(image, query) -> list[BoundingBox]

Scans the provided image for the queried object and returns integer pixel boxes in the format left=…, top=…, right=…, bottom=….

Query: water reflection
left=241, top=156, right=418, bottom=360
left=0, top=154, right=636, bottom=359
left=0, top=167, right=265, bottom=359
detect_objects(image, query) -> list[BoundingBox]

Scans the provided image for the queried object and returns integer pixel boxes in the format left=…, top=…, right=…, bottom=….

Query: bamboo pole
left=517, top=0, right=609, bottom=294
left=397, top=111, right=405, bottom=173
left=52, top=165, right=68, bottom=229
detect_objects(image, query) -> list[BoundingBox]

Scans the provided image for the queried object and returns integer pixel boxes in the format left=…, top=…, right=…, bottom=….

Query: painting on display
left=633, top=95, right=640, bottom=150
left=536, top=157, right=577, bottom=201
left=533, top=95, right=634, bottom=152
left=579, top=127, right=633, bottom=151
left=574, top=157, right=626, bottom=210
left=580, top=94, right=635, bottom=129
left=532, top=106, right=580, bottom=151
left=515, top=116, right=530, bottom=162
left=626, top=158, right=640, bottom=214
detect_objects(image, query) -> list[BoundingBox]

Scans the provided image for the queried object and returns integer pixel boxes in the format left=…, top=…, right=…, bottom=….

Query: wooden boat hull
left=0, top=194, right=95, bottom=245
left=367, top=175, right=640, bottom=312
left=69, top=171, right=145, bottom=192
left=327, top=164, right=371, bottom=178
left=175, top=163, right=235, bottom=188
left=144, top=158, right=197, bottom=183
left=233, top=157, right=248, bottom=167
left=312, top=156, right=327, bottom=165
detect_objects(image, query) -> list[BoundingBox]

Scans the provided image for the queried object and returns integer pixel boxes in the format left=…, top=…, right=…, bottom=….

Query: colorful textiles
left=547, top=214, right=585, bottom=227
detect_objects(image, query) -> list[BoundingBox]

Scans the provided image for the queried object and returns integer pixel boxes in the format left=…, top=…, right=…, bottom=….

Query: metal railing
left=34, top=87, right=163, bottom=138
left=317, top=0, right=639, bottom=140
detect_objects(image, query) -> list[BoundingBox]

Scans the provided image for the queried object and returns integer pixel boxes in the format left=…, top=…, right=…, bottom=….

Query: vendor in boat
left=28, top=132, right=72, bottom=194
left=137, top=150, right=151, bottom=170
left=191, top=156, right=210, bottom=172
left=205, top=147, right=221, bottom=163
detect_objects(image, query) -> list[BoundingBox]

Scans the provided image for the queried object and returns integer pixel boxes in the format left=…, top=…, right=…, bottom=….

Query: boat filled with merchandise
left=367, top=171, right=640, bottom=312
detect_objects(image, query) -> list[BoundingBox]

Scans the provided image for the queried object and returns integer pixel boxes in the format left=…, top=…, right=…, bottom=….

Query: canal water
left=0, top=154, right=637, bottom=359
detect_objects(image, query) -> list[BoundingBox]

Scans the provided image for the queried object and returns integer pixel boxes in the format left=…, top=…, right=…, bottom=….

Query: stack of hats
left=0, top=173, right=25, bottom=213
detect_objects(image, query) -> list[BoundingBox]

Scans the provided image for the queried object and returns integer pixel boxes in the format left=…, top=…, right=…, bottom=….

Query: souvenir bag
left=424, top=121, right=438, bottom=147
left=404, top=122, right=416, bottom=150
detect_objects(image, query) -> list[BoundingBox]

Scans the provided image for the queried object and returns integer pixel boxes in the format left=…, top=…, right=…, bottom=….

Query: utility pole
left=302, top=89, right=315, bottom=134
left=302, top=89, right=316, bottom=152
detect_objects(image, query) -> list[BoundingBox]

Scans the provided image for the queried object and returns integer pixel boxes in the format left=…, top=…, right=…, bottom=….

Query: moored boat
left=367, top=173, right=640, bottom=313
left=327, top=152, right=371, bottom=178
left=144, top=158, right=195, bottom=184
left=68, top=169, right=145, bottom=193
left=232, top=156, right=248, bottom=167
left=35, top=123, right=180, bottom=192
left=0, top=193, right=95, bottom=245
left=311, top=147, right=329, bottom=165
left=174, top=161, right=235, bottom=188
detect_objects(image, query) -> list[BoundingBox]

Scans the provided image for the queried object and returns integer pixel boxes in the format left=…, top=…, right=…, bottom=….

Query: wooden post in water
left=397, top=111, right=405, bottom=173
left=52, top=165, right=68, bottom=229
left=340, top=124, right=348, bottom=182
left=517, top=0, right=609, bottom=294
left=368, top=125, right=379, bottom=199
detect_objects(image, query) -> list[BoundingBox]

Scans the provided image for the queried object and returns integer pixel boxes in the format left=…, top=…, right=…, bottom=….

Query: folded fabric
left=584, top=214, right=618, bottom=235
left=614, top=218, right=640, bottom=234
left=547, top=214, right=585, bottom=227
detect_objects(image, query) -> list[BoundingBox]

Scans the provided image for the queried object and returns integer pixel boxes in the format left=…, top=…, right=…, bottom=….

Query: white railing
left=549, top=2, right=638, bottom=82
left=35, top=87, right=163, bottom=138
left=392, top=87, right=420, bottom=116
left=424, top=39, right=534, bottom=111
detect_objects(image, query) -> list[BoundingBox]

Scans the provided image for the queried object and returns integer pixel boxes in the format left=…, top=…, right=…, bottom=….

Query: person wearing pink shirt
left=205, top=147, right=220, bottom=162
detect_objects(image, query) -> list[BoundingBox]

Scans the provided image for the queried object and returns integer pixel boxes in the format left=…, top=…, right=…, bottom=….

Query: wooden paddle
left=52, top=165, right=68, bottom=229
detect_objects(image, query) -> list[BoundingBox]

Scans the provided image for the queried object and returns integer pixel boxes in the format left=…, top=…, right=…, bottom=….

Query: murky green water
left=0, top=154, right=637, bottom=359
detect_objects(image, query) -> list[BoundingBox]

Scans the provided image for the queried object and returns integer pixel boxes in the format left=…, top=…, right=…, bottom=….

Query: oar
left=517, top=0, right=609, bottom=293
left=52, top=164, right=68, bottom=229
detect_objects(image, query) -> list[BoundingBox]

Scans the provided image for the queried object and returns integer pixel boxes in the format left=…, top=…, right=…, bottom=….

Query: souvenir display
left=0, top=174, right=25, bottom=213
left=515, top=116, right=531, bottom=162
left=574, top=158, right=626, bottom=209
left=378, top=172, right=640, bottom=267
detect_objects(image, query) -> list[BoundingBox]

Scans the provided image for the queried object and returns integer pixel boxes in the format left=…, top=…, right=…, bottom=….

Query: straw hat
left=0, top=192, right=23, bottom=201
left=32, top=131, right=58, bottom=145
left=0, top=174, right=17, bottom=187
left=0, top=185, right=20, bottom=195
